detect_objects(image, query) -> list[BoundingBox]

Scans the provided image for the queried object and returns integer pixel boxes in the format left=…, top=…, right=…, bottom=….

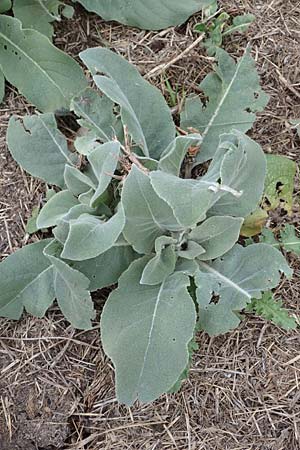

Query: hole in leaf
left=276, top=181, right=284, bottom=193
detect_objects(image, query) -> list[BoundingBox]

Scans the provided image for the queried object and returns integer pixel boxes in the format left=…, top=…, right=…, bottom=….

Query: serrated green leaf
left=76, top=0, right=211, bottom=30
left=61, top=206, right=125, bottom=261
left=80, top=48, right=175, bottom=159
left=13, top=0, right=68, bottom=39
left=44, top=240, right=95, bottom=329
left=87, top=141, right=120, bottom=207
left=64, top=165, right=96, bottom=197
left=140, top=236, right=177, bottom=285
left=223, top=14, right=255, bottom=36
left=248, top=292, right=297, bottom=331
left=158, top=134, right=202, bottom=176
left=101, top=257, right=196, bottom=405
left=7, top=114, right=78, bottom=187
left=262, top=154, right=297, bottom=215
left=71, top=244, right=137, bottom=291
left=181, top=48, right=269, bottom=163
left=122, top=165, right=181, bottom=254
left=36, top=190, right=79, bottom=229
left=0, top=239, right=54, bottom=319
left=189, top=216, right=243, bottom=260
left=0, top=16, right=87, bottom=112
left=196, top=243, right=292, bottom=336
left=279, top=225, right=300, bottom=256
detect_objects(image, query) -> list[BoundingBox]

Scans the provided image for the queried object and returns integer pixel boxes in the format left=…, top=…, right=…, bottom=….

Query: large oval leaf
left=7, top=114, right=78, bottom=187
left=76, top=0, right=212, bottom=30
left=0, top=16, right=87, bottom=112
left=0, top=239, right=54, bottom=319
left=80, top=48, right=175, bottom=159
left=195, top=243, right=292, bottom=336
left=101, top=257, right=196, bottom=405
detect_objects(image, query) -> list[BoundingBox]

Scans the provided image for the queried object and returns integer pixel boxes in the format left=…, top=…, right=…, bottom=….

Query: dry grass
left=0, top=0, right=300, bottom=449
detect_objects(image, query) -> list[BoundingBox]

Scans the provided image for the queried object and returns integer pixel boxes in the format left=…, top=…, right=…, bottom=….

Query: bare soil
left=0, top=1, right=300, bottom=449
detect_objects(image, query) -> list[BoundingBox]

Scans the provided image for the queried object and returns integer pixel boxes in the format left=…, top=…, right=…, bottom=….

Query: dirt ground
left=0, top=0, right=300, bottom=449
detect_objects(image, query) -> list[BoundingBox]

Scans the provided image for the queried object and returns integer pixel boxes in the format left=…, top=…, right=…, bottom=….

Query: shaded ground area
left=0, top=0, right=299, bottom=449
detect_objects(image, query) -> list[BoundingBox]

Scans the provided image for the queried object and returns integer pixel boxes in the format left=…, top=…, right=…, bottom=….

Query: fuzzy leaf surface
left=0, top=240, right=54, bottom=319
left=36, top=190, right=79, bottom=229
left=87, top=141, right=120, bottom=207
left=71, top=88, right=119, bottom=149
left=158, top=134, right=202, bottom=176
left=80, top=48, right=175, bottom=159
left=101, top=257, right=196, bottom=405
left=44, top=241, right=95, bottom=329
left=76, top=0, right=212, bottom=30
left=0, top=16, right=87, bottom=112
left=189, top=216, right=243, bottom=260
left=208, top=132, right=266, bottom=218
left=13, top=0, right=73, bottom=39
left=71, top=244, right=137, bottom=291
left=140, top=236, right=177, bottom=285
left=7, top=114, right=78, bottom=187
left=122, top=165, right=181, bottom=254
left=64, top=165, right=96, bottom=197
left=181, top=48, right=269, bottom=162
left=196, top=244, right=292, bottom=336
left=61, top=206, right=125, bottom=261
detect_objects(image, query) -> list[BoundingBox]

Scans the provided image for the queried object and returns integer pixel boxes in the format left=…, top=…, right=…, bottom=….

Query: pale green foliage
left=181, top=48, right=269, bottom=163
left=0, top=15, right=87, bottom=111
left=0, top=0, right=11, bottom=13
left=12, top=0, right=74, bottom=39
left=0, top=68, right=4, bottom=103
left=76, top=0, right=215, bottom=30
left=247, top=292, right=298, bottom=331
left=2, top=48, right=295, bottom=405
left=260, top=225, right=300, bottom=256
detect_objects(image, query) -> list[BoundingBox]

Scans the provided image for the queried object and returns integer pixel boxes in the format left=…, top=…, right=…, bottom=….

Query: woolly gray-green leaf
left=101, top=257, right=196, bottom=405
left=13, top=0, right=72, bottom=39
left=150, top=171, right=218, bottom=228
left=64, top=165, right=96, bottom=197
left=71, top=244, right=138, bottom=291
left=80, top=48, right=175, bottom=159
left=0, top=0, right=11, bottom=13
left=122, top=165, right=181, bottom=254
left=140, top=236, right=177, bottom=285
left=36, top=190, right=79, bottom=229
left=53, top=204, right=95, bottom=244
left=71, top=88, right=119, bottom=149
left=196, top=244, right=292, bottom=336
left=88, top=141, right=120, bottom=207
left=44, top=240, right=95, bottom=329
left=7, top=114, right=78, bottom=187
left=76, top=0, right=212, bottom=30
left=0, top=239, right=54, bottom=319
left=158, top=134, right=202, bottom=176
left=208, top=132, right=266, bottom=218
left=0, top=16, right=87, bottom=112
left=61, top=206, right=125, bottom=261
left=189, top=216, right=243, bottom=260
left=177, top=241, right=205, bottom=260
left=180, top=48, right=269, bottom=162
